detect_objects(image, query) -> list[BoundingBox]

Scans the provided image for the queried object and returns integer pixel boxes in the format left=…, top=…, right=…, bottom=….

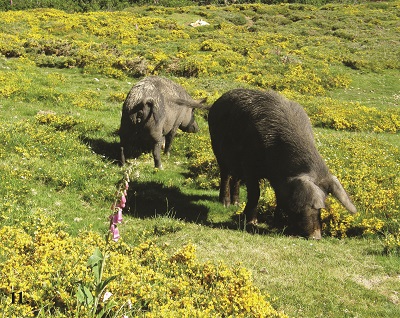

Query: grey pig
left=208, top=89, right=357, bottom=239
left=119, top=76, right=206, bottom=168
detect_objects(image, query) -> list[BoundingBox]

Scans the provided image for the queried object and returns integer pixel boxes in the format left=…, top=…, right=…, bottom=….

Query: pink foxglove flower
left=110, top=224, right=120, bottom=242
left=118, top=194, right=126, bottom=208
left=112, top=208, right=123, bottom=224
left=125, top=181, right=129, bottom=190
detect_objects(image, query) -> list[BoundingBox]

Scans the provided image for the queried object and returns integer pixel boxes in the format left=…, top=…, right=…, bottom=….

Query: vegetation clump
left=0, top=213, right=287, bottom=317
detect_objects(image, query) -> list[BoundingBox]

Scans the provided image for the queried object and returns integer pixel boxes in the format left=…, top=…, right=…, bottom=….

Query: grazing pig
left=119, top=76, right=206, bottom=168
left=208, top=89, right=357, bottom=239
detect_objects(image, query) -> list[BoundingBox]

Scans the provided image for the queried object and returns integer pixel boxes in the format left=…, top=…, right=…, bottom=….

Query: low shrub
left=2, top=4, right=397, bottom=100
left=0, top=212, right=287, bottom=317
left=308, top=97, right=400, bottom=133
left=383, top=226, right=400, bottom=255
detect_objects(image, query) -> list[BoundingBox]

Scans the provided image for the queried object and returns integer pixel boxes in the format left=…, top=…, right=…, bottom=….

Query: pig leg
left=219, top=169, right=231, bottom=207
left=164, top=129, right=177, bottom=156
left=152, top=142, right=163, bottom=169
left=120, top=147, right=126, bottom=165
left=243, top=178, right=260, bottom=224
left=230, top=176, right=240, bottom=205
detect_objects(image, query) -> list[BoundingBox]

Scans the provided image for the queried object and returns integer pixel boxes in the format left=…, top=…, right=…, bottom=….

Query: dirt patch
left=353, top=274, right=400, bottom=304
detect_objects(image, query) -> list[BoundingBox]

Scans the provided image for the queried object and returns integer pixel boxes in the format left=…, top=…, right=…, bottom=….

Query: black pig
left=119, top=76, right=206, bottom=168
left=208, top=89, right=357, bottom=239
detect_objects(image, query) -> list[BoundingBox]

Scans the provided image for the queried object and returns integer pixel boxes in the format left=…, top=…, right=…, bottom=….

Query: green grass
left=1, top=3, right=399, bottom=317
left=329, top=69, right=400, bottom=111
left=145, top=225, right=400, bottom=317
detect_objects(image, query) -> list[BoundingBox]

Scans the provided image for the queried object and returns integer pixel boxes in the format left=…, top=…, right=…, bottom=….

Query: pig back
left=151, top=77, right=196, bottom=132
left=208, top=89, right=324, bottom=181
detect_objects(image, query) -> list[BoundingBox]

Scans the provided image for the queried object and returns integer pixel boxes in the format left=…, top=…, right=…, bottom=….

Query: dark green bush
left=1, top=0, right=379, bottom=12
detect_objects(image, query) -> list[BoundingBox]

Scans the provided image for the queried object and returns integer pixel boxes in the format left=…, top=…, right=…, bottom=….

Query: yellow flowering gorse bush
left=1, top=4, right=398, bottom=131
left=0, top=213, right=286, bottom=317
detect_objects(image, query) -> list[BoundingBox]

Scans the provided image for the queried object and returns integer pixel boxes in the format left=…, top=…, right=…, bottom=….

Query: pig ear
left=144, top=97, right=159, bottom=123
left=307, top=179, right=326, bottom=210
left=295, top=175, right=326, bottom=210
left=329, top=175, right=357, bottom=214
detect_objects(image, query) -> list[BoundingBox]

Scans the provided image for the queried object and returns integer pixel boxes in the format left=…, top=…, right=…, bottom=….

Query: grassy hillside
left=0, top=2, right=399, bottom=317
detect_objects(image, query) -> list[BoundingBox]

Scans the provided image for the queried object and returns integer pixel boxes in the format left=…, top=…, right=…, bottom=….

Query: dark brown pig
left=119, top=76, right=206, bottom=168
left=208, top=89, right=356, bottom=239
